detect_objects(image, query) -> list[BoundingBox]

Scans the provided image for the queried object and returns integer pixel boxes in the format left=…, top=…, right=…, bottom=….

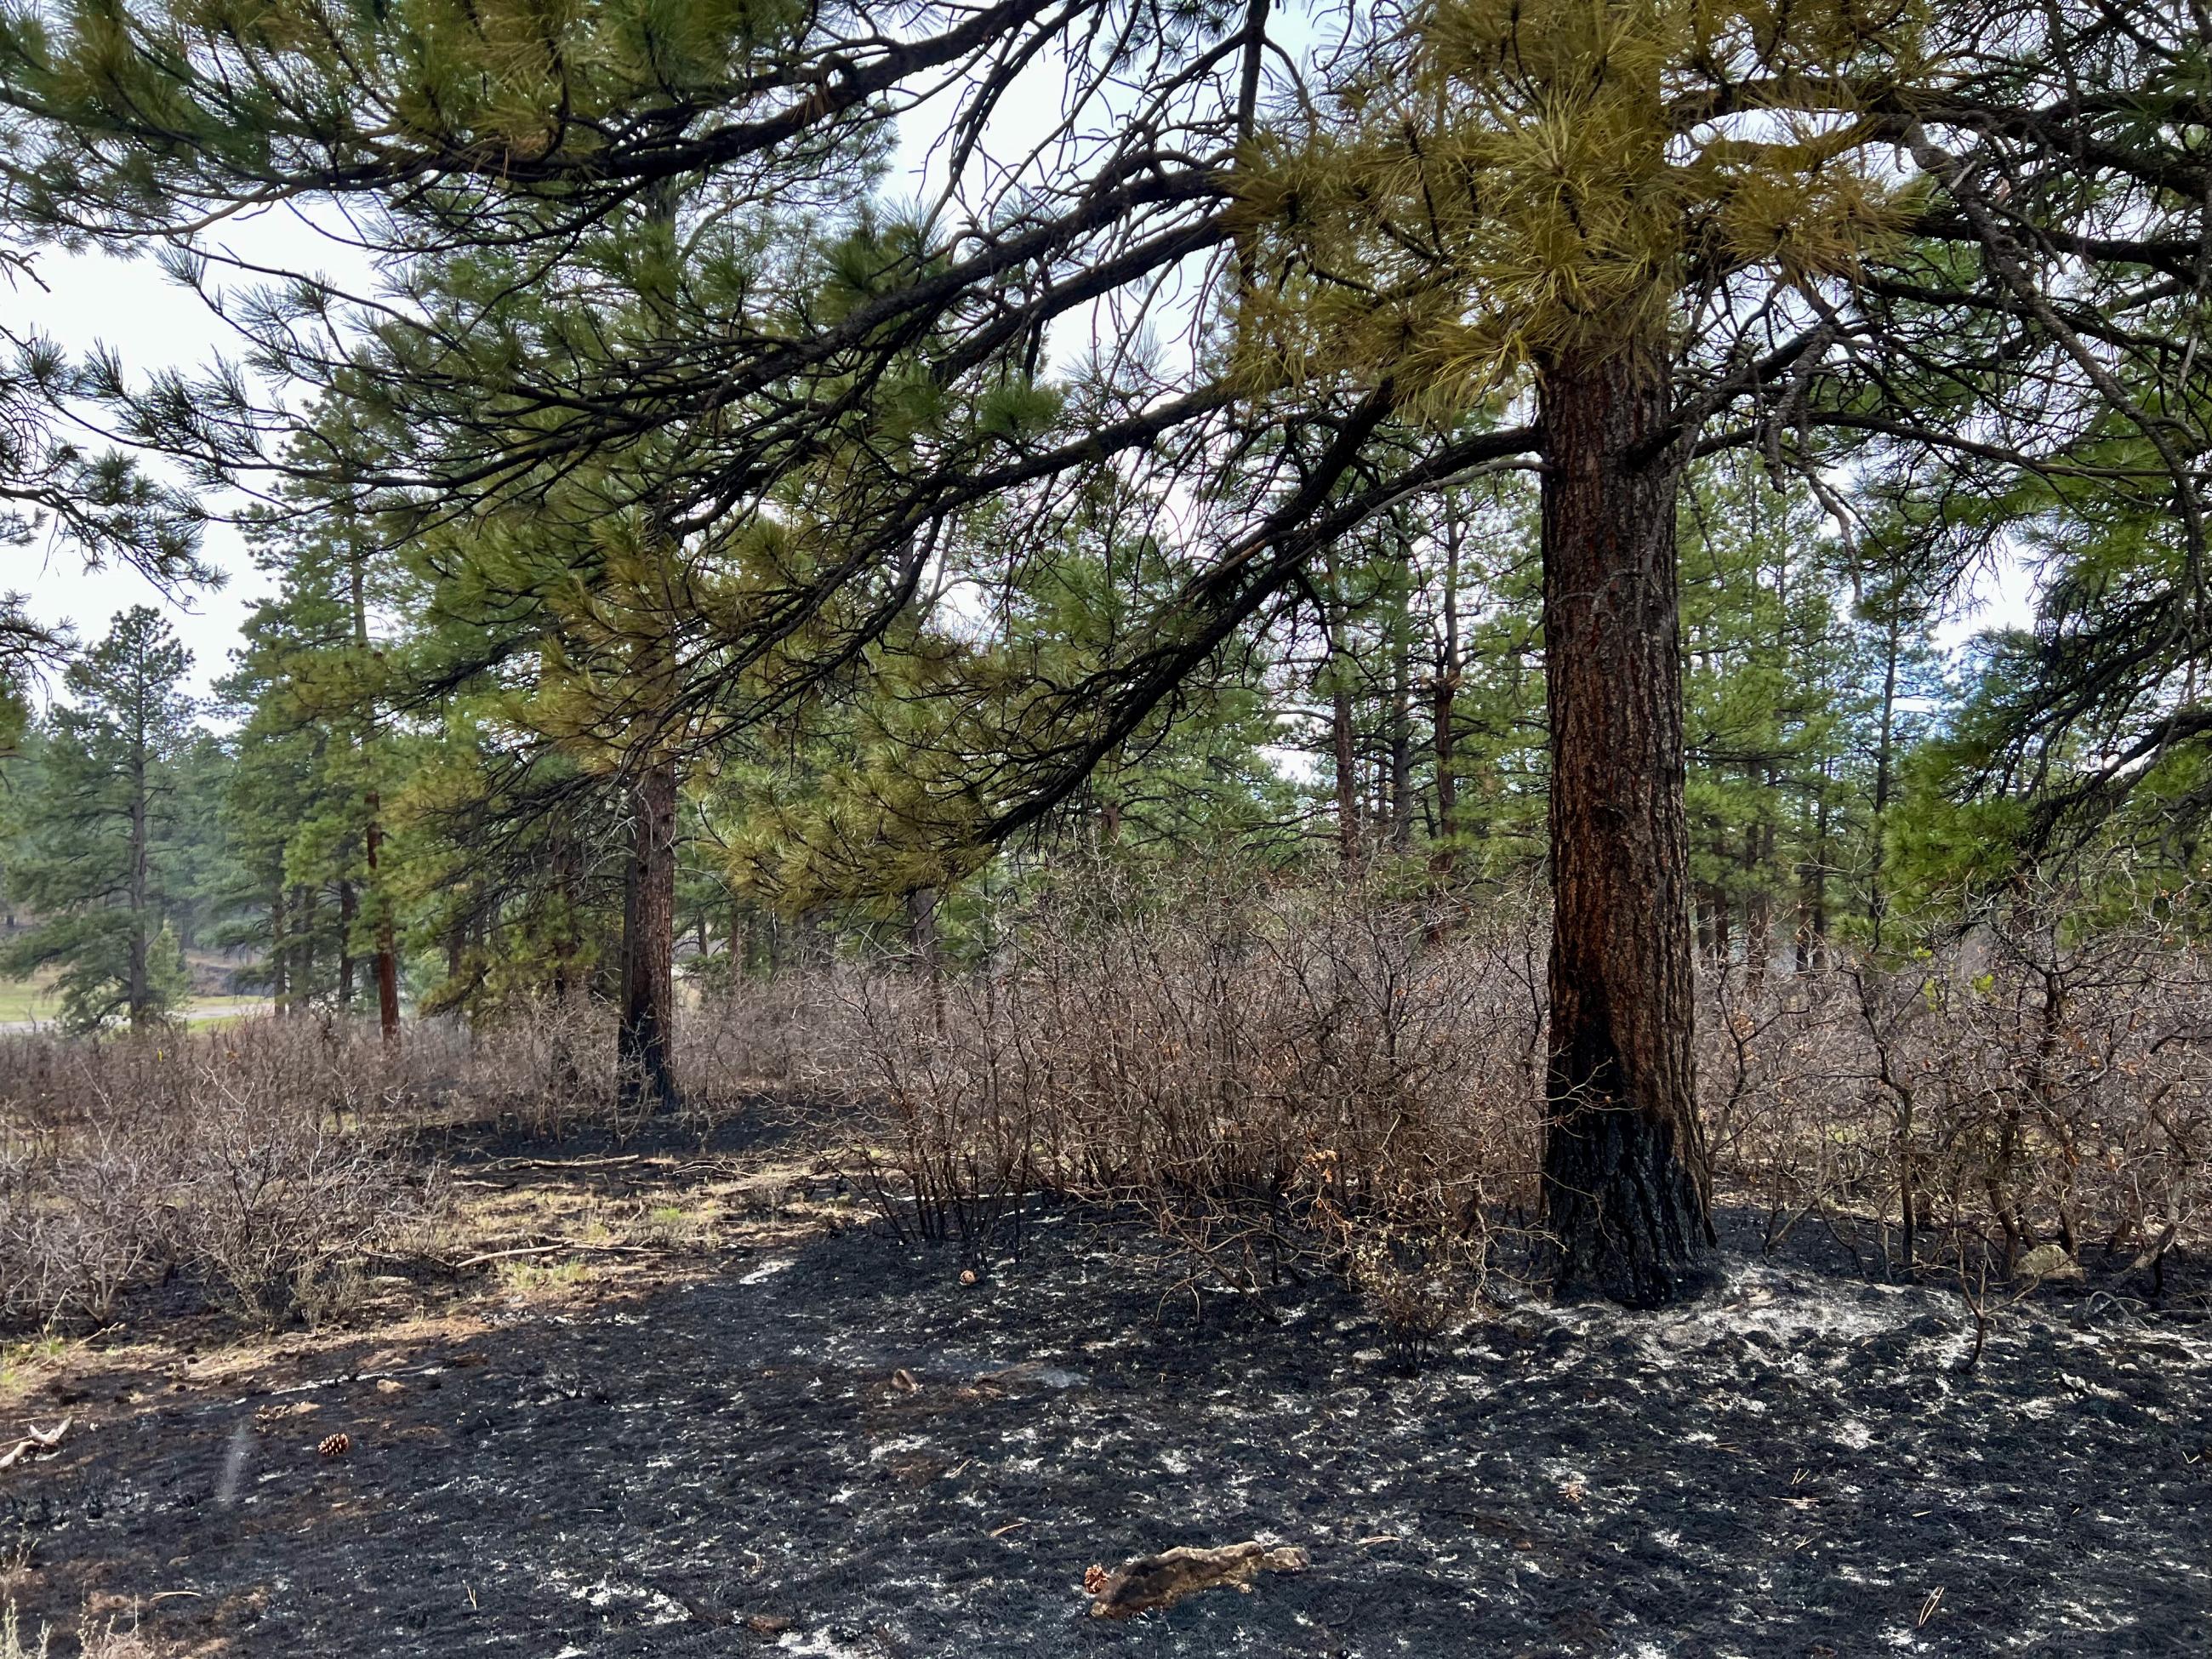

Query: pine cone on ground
left=317, top=1432, right=351, bottom=1459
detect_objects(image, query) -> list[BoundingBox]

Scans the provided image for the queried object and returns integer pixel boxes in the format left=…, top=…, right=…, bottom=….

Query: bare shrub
left=0, top=1601, right=163, bottom=1659
left=441, top=995, right=617, bottom=1138
left=3, top=872, right=2202, bottom=1337
left=788, top=864, right=2212, bottom=1309
left=182, top=1081, right=427, bottom=1324
left=0, top=1023, right=438, bottom=1331
left=680, top=972, right=827, bottom=1097
left=0, top=1601, right=43, bottom=1659
left=71, top=1611, right=162, bottom=1659
left=1704, top=889, right=2212, bottom=1280
left=419, top=984, right=798, bottom=1140
left=810, top=866, right=1550, bottom=1327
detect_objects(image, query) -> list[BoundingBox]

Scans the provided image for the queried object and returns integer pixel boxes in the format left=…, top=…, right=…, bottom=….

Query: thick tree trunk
left=1537, top=339, right=1713, bottom=1307
left=618, top=759, right=680, bottom=1111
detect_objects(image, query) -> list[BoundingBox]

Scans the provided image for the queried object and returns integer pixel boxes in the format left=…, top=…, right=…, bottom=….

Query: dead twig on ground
left=0, top=1419, right=70, bottom=1471
left=452, top=1241, right=659, bottom=1271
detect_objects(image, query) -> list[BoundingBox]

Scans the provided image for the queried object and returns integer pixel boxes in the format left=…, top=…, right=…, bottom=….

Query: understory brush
left=0, top=990, right=807, bottom=1331
left=819, top=875, right=1553, bottom=1341
left=0, top=1023, right=436, bottom=1327
left=3, top=875, right=2203, bottom=1340
left=784, top=869, right=2212, bottom=1337
left=1704, top=896, right=2212, bottom=1286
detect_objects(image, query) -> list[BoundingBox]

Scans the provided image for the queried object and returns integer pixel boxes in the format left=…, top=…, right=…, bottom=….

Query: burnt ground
left=3, top=1119, right=2209, bottom=1658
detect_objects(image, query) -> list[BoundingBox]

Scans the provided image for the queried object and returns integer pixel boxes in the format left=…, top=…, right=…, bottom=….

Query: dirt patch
left=1, top=1137, right=2207, bottom=1657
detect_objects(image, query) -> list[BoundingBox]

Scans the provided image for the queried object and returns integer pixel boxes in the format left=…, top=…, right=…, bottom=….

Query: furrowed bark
left=1537, top=339, right=1714, bottom=1308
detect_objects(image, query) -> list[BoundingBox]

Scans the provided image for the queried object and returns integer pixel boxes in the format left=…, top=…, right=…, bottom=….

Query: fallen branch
left=0, top=1417, right=72, bottom=1471
left=487, top=1154, right=647, bottom=1173
left=453, top=1240, right=660, bottom=1270
left=1085, top=1541, right=1309, bottom=1619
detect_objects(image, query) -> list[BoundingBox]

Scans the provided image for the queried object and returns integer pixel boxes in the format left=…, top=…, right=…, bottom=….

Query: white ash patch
left=777, top=1629, right=883, bottom=1657
left=868, top=1434, right=932, bottom=1462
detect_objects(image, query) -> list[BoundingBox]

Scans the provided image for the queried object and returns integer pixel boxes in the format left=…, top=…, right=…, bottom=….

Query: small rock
left=2017, top=1245, right=2084, bottom=1282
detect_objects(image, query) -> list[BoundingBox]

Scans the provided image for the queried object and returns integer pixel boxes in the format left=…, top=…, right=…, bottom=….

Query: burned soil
left=3, top=1131, right=2209, bottom=1658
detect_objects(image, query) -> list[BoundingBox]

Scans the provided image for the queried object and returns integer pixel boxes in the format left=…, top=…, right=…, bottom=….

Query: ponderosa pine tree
left=3, top=607, right=197, bottom=1029
left=216, top=482, right=408, bottom=1026
left=1230, top=0, right=2212, bottom=1302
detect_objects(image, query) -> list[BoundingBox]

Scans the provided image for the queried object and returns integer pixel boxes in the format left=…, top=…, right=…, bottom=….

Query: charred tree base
left=1544, top=1103, right=1715, bottom=1308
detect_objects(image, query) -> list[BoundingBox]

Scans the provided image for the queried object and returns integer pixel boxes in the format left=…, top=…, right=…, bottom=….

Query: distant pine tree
left=3, top=607, right=198, bottom=1030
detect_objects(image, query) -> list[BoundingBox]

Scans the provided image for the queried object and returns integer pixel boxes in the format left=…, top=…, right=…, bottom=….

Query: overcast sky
left=13, top=237, right=273, bottom=700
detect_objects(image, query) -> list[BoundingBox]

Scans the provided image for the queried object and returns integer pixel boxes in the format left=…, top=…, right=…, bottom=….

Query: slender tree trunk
left=366, top=804, right=400, bottom=1038
left=1389, top=560, right=1415, bottom=851
left=1709, top=873, right=1731, bottom=966
left=1745, top=811, right=1774, bottom=989
left=1868, top=608, right=1901, bottom=951
left=1320, top=544, right=1361, bottom=867
left=618, top=760, right=680, bottom=1111
left=126, top=711, right=150, bottom=1027
left=292, top=884, right=315, bottom=1007
left=908, top=885, right=945, bottom=1030
left=1432, top=507, right=1462, bottom=878
left=906, top=887, right=942, bottom=978
left=1536, top=339, right=1713, bottom=1307
left=1810, top=771, right=1833, bottom=971
left=337, top=880, right=357, bottom=1009
left=346, top=550, right=402, bottom=1040
left=270, top=882, right=289, bottom=1016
